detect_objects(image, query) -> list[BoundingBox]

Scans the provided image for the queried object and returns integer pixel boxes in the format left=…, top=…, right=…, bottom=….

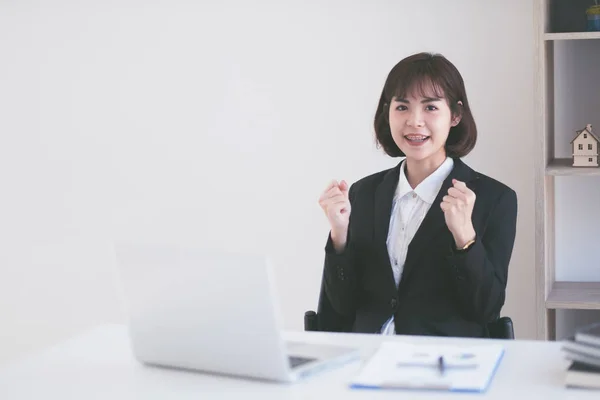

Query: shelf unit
left=535, top=0, right=600, bottom=340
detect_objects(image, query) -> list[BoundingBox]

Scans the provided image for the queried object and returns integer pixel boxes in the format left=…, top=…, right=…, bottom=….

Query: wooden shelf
left=544, top=32, right=600, bottom=41
left=546, top=158, right=600, bottom=176
left=546, top=282, right=600, bottom=310
left=535, top=0, right=600, bottom=341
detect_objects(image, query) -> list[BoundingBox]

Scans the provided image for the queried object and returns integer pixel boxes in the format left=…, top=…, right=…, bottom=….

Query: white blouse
left=380, top=157, right=454, bottom=335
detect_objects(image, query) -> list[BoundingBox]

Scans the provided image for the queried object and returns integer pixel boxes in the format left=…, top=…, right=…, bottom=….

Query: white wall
left=0, top=0, right=535, bottom=365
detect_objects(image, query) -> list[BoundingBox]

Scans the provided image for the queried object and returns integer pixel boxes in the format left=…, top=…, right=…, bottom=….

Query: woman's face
left=388, top=87, right=461, bottom=163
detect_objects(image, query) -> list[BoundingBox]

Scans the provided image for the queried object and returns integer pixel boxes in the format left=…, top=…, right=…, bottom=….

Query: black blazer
left=320, top=157, right=517, bottom=338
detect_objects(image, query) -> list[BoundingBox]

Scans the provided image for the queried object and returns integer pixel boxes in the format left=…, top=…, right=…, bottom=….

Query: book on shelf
left=561, top=321, right=600, bottom=390
left=565, top=362, right=600, bottom=390
left=563, top=348, right=600, bottom=369
left=562, top=337, right=600, bottom=359
left=575, top=322, right=600, bottom=348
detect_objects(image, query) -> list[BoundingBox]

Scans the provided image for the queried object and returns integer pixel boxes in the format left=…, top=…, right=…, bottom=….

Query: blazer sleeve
left=445, top=188, right=518, bottom=323
left=322, top=183, right=361, bottom=318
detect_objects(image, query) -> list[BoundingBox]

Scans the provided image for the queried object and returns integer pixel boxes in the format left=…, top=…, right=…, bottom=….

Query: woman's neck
left=405, top=153, right=447, bottom=188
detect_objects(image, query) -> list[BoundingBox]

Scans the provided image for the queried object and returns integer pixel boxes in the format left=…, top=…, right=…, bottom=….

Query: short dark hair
left=373, top=52, right=477, bottom=158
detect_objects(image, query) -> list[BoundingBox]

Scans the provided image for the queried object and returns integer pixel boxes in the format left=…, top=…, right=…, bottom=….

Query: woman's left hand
left=441, top=179, right=477, bottom=248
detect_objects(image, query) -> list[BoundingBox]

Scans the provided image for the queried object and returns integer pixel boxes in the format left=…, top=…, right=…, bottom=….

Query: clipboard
left=350, top=341, right=504, bottom=392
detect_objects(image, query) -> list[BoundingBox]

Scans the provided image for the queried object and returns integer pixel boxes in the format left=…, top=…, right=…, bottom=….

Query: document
left=350, top=341, right=504, bottom=392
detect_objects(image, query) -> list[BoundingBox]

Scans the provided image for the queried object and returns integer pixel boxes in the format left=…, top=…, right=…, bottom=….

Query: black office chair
left=306, top=268, right=515, bottom=339
left=486, top=316, right=515, bottom=339
left=305, top=278, right=515, bottom=339
left=304, top=309, right=515, bottom=339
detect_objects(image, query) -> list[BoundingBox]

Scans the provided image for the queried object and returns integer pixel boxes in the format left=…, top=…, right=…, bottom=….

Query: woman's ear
left=451, top=101, right=464, bottom=126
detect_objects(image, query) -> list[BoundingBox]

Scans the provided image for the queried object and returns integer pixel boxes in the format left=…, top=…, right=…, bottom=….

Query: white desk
left=0, top=324, right=596, bottom=399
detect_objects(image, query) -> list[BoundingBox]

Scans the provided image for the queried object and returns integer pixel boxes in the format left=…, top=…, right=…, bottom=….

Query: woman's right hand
left=318, top=180, right=351, bottom=252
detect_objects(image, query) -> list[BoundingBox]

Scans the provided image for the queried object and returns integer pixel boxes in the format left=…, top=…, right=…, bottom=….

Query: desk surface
left=0, top=324, right=596, bottom=399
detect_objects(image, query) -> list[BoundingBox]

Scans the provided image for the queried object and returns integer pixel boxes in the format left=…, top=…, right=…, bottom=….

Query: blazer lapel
left=373, top=160, right=402, bottom=289
left=399, top=158, right=479, bottom=287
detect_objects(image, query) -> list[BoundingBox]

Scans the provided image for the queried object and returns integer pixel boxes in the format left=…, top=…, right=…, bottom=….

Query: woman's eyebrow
left=393, top=96, right=443, bottom=103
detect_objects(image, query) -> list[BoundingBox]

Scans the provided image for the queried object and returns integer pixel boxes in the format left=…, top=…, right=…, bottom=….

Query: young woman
left=317, top=52, right=518, bottom=337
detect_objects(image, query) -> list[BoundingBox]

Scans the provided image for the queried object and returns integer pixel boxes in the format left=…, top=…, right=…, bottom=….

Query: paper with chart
left=350, top=341, right=504, bottom=392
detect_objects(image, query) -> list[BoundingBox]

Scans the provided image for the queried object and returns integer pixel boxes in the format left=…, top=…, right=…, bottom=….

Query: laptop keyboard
left=288, top=355, right=316, bottom=368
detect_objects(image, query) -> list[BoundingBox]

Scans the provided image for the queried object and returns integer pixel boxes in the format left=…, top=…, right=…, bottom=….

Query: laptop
left=114, top=242, right=360, bottom=382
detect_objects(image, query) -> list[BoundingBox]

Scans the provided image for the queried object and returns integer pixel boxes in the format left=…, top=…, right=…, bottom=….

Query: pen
left=395, top=359, right=477, bottom=369
left=438, top=355, right=445, bottom=375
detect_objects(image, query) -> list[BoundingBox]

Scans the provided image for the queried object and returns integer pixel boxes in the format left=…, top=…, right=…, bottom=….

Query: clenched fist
left=318, top=180, right=351, bottom=252
left=440, top=179, right=477, bottom=249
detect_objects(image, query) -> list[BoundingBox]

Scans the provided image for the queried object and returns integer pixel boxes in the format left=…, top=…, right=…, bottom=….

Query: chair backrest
left=304, top=310, right=318, bottom=331
left=487, top=316, right=515, bottom=339
left=308, top=267, right=514, bottom=338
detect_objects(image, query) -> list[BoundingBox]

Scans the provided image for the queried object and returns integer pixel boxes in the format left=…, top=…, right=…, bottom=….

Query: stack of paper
left=561, top=322, right=600, bottom=390
left=350, top=341, right=504, bottom=392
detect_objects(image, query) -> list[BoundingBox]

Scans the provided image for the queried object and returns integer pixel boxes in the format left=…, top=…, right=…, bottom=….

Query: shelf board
left=546, top=282, right=600, bottom=310
left=544, top=32, right=600, bottom=41
left=546, top=158, right=600, bottom=176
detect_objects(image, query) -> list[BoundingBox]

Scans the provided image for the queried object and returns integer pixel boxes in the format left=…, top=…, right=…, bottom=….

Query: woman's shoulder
left=349, top=165, right=399, bottom=194
left=469, top=167, right=517, bottom=203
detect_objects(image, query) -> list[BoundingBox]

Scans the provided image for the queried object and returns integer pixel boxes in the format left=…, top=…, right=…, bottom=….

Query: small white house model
left=571, top=124, right=599, bottom=167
